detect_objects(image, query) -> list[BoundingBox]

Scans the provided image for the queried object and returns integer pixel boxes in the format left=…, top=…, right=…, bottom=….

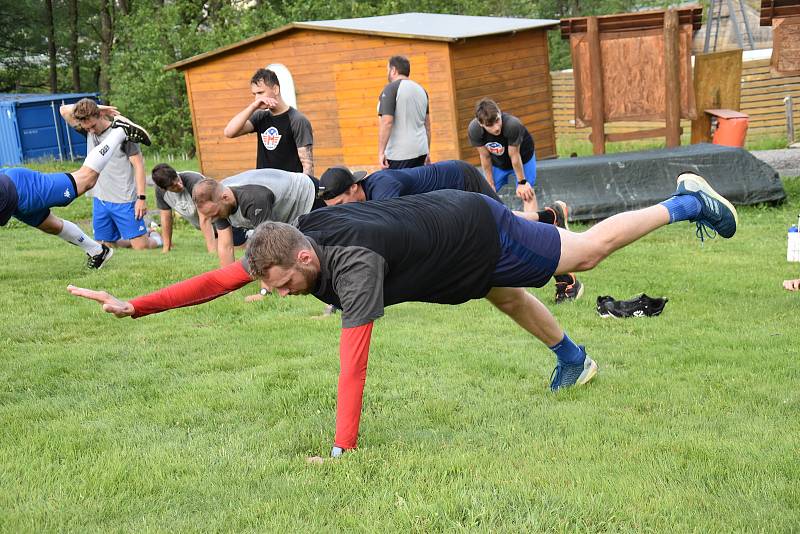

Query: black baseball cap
left=0, top=173, right=19, bottom=226
left=318, top=166, right=368, bottom=200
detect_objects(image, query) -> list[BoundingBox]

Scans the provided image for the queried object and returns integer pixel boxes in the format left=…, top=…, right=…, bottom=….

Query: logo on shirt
left=261, top=127, right=282, bottom=151
left=485, top=142, right=505, bottom=156
left=63, top=189, right=71, bottom=199
left=254, top=208, right=262, bottom=216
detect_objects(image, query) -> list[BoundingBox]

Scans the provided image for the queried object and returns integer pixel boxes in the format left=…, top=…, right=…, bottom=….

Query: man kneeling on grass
left=68, top=172, right=738, bottom=459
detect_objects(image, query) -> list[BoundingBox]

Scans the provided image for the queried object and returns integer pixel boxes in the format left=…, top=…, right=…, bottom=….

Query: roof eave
left=164, top=20, right=561, bottom=72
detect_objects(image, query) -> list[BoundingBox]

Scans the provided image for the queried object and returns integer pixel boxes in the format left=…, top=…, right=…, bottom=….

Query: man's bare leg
left=555, top=205, right=671, bottom=275
left=485, top=287, right=597, bottom=391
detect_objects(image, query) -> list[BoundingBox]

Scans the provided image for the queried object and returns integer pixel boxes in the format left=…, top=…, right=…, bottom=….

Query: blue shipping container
left=0, top=93, right=99, bottom=167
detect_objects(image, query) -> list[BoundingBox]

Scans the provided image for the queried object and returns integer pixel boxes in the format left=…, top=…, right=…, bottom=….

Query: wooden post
left=786, top=95, right=795, bottom=144
left=664, top=8, right=681, bottom=147
left=587, top=16, right=606, bottom=155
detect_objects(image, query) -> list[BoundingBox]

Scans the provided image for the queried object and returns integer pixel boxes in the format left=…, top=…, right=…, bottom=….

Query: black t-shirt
left=249, top=108, right=313, bottom=172
left=297, top=190, right=501, bottom=328
left=467, top=112, right=534, bottom=170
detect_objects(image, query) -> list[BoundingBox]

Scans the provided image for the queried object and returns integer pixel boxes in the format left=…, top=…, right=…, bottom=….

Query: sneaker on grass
left=87, top=244, right=113, bottom=270
left=550, top=349, right=598, bottom=391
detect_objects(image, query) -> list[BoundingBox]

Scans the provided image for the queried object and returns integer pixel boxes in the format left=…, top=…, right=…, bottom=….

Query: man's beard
left=294, top=262, right=319, bottom=295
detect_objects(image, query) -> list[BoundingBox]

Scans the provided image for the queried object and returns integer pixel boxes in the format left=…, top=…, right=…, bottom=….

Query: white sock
left=58, top=219, right=103, bottom=255
left=149, top=230, right=163, bottom=247
left=83, top=128, right=126, bottom=173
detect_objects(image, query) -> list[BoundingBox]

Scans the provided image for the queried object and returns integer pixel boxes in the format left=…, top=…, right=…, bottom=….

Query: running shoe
left=550, top=200, right=570, bottom=230
left=550, top=350, right=598, bottom=391
left=111, top=116, right=152, bottom=146
left=675, top=172, right=738, bottom=239
left=87, top=244, right=113, bottom=269
left=555, top=274, right=584, bottom=303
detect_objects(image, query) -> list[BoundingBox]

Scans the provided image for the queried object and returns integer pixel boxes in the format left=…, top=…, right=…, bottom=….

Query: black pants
left=387, top=154, right=427, bottom=169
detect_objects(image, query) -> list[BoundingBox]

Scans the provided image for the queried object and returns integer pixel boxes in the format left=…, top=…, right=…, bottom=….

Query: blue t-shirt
left=362, top=160, right=468, bottom=200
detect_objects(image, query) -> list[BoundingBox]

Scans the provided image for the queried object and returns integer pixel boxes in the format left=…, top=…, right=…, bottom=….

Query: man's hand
left=516, top=182, right=535, bottom=202
left=378, top=152, right=389, bottom=169
left=98, top=105, right=119, bottom=119
left=67, top=285, right=135, bottom=317
left=783, top=279, right=800, bottom=291
left=424, top=154, right=432, bottom=165
left=254, top=95, right=278, bottom=110
left=135, top=199, right=147, bottom=219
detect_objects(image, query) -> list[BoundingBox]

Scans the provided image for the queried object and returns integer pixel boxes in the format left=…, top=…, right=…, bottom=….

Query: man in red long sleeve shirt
left=68, top=173, right=737, bottom=459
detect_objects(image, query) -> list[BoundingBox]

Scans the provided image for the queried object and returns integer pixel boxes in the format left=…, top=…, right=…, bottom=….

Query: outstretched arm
left=333, top=322, right=374, bottom=451
left=67, top=260, right=254, bottom=318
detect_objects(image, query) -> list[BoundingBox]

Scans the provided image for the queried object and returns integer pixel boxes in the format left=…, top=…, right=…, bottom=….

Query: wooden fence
left=552, top=57, right=800, bottom=143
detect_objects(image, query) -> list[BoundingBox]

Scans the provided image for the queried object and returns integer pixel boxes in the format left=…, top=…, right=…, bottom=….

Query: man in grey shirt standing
left=377, top=56, right=431, bottom=170
left=192, top=169, right=325, bottom=267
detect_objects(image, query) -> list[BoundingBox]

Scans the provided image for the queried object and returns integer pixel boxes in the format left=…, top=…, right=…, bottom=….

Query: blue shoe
left=549, top=348, right=598, bottom=391
left=675, top=172, right=738, bottom=239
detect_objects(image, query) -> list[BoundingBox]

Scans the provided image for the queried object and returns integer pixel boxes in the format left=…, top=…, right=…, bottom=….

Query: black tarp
left=496, top=144, right=786, bottom=221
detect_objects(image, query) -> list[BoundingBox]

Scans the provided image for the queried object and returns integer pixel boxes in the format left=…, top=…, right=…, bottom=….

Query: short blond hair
left=72, top=98, right=100, bottom=122
left=191, top=178, right=223, bottom=205
left=246, top=222, right=310, bottom=277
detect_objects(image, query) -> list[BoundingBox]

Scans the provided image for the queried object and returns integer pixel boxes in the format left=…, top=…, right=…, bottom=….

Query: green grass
left=1, top=165, right=799, bottom=531
left=556, top=133, right=791, bottom=158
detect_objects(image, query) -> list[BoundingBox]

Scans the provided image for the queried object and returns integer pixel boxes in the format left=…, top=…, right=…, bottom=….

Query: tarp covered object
left=497, top=144, right=786, bottom=221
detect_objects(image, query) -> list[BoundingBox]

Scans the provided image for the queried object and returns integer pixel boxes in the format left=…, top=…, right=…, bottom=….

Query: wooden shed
left=165, top=13, right=560, bottom=178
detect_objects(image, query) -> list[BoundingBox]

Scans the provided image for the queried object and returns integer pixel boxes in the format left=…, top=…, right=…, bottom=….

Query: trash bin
left=705, top=109, right=749, bottom=148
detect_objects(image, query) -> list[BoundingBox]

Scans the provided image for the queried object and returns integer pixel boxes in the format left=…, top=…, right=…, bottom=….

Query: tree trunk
left=44, top=0, right=57, bottom=93
left=99, top=0, right=113, bottom=96
left=69, top=0, right=80, bottom=91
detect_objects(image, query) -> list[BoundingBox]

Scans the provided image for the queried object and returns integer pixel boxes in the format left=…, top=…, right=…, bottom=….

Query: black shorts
left=482, top=196, right=561, bottom=288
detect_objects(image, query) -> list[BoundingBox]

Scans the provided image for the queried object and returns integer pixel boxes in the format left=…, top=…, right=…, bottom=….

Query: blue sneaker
left=675, top=172, right=738, bottom=239
left=549, top=348, right=598, bottom=391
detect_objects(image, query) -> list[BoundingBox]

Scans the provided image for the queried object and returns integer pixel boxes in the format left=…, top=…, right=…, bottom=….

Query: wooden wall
left=449, top=29, right=558, bottom=166
left=552, top=57, right=800, bottom=142
left=182, top=29, right=457, bottom=179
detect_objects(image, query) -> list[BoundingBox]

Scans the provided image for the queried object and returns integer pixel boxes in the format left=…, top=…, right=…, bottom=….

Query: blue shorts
left=93, top=197, right=147, bottom=242
left=491, top=155, right=537, bottom=192
left=1, top=167, right=77, bottom=227
left=482, top=196, right=561, bottom=288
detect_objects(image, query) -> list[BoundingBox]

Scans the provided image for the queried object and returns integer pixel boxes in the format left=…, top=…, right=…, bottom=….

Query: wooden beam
left=587, top=16, right=606, bottom=155
left=664, top=8, right=682, bottom=147
left=604, top=127, right=683, bottom=143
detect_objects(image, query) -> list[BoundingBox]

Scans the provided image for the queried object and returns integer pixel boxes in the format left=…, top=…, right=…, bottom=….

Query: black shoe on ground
left=87, top=244, right=113, bottom=269
left=111, top=116, right=152, bottom=146
left=555, top=274, right=583, bottom=303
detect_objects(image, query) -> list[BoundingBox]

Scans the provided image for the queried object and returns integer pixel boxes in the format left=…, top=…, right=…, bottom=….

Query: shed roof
left=166, top=13, right=559, bottom=71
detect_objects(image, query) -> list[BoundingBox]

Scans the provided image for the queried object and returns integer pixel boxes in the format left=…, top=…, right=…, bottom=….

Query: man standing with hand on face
left=224, top=68, right=314, bottom=176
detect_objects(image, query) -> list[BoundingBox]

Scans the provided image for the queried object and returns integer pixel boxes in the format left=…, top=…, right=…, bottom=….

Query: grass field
left=1, top=166, right=799, bottom=531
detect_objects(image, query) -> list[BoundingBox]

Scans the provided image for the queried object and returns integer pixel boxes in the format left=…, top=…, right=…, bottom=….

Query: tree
left=45, top=0, right=58, bottom=92
left=69, top=0, right=81, bottom=91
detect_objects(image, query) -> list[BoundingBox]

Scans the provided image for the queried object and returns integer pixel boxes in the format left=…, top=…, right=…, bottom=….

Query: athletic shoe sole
left=576, top=357, right=598, bottom=386
left=88, top=246, right=113, bottom=270
left=111, top=116, right=152, bottom=146
left=553, top=200, right=570, bottom=231
left=677, top=172, right=739, bottom=234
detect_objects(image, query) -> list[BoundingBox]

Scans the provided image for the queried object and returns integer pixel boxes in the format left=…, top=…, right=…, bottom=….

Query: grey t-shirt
left=378, top=79, right=429, bottom=161
left=214, top=169, right=315, bottom=230
left=155, top=171, right=206, bottom=229
left=87, top=126, right=140, bottom=203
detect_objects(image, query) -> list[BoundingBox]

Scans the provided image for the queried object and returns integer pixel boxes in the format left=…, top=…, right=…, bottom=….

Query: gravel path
left=751, top=146, right=800, bottom=178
